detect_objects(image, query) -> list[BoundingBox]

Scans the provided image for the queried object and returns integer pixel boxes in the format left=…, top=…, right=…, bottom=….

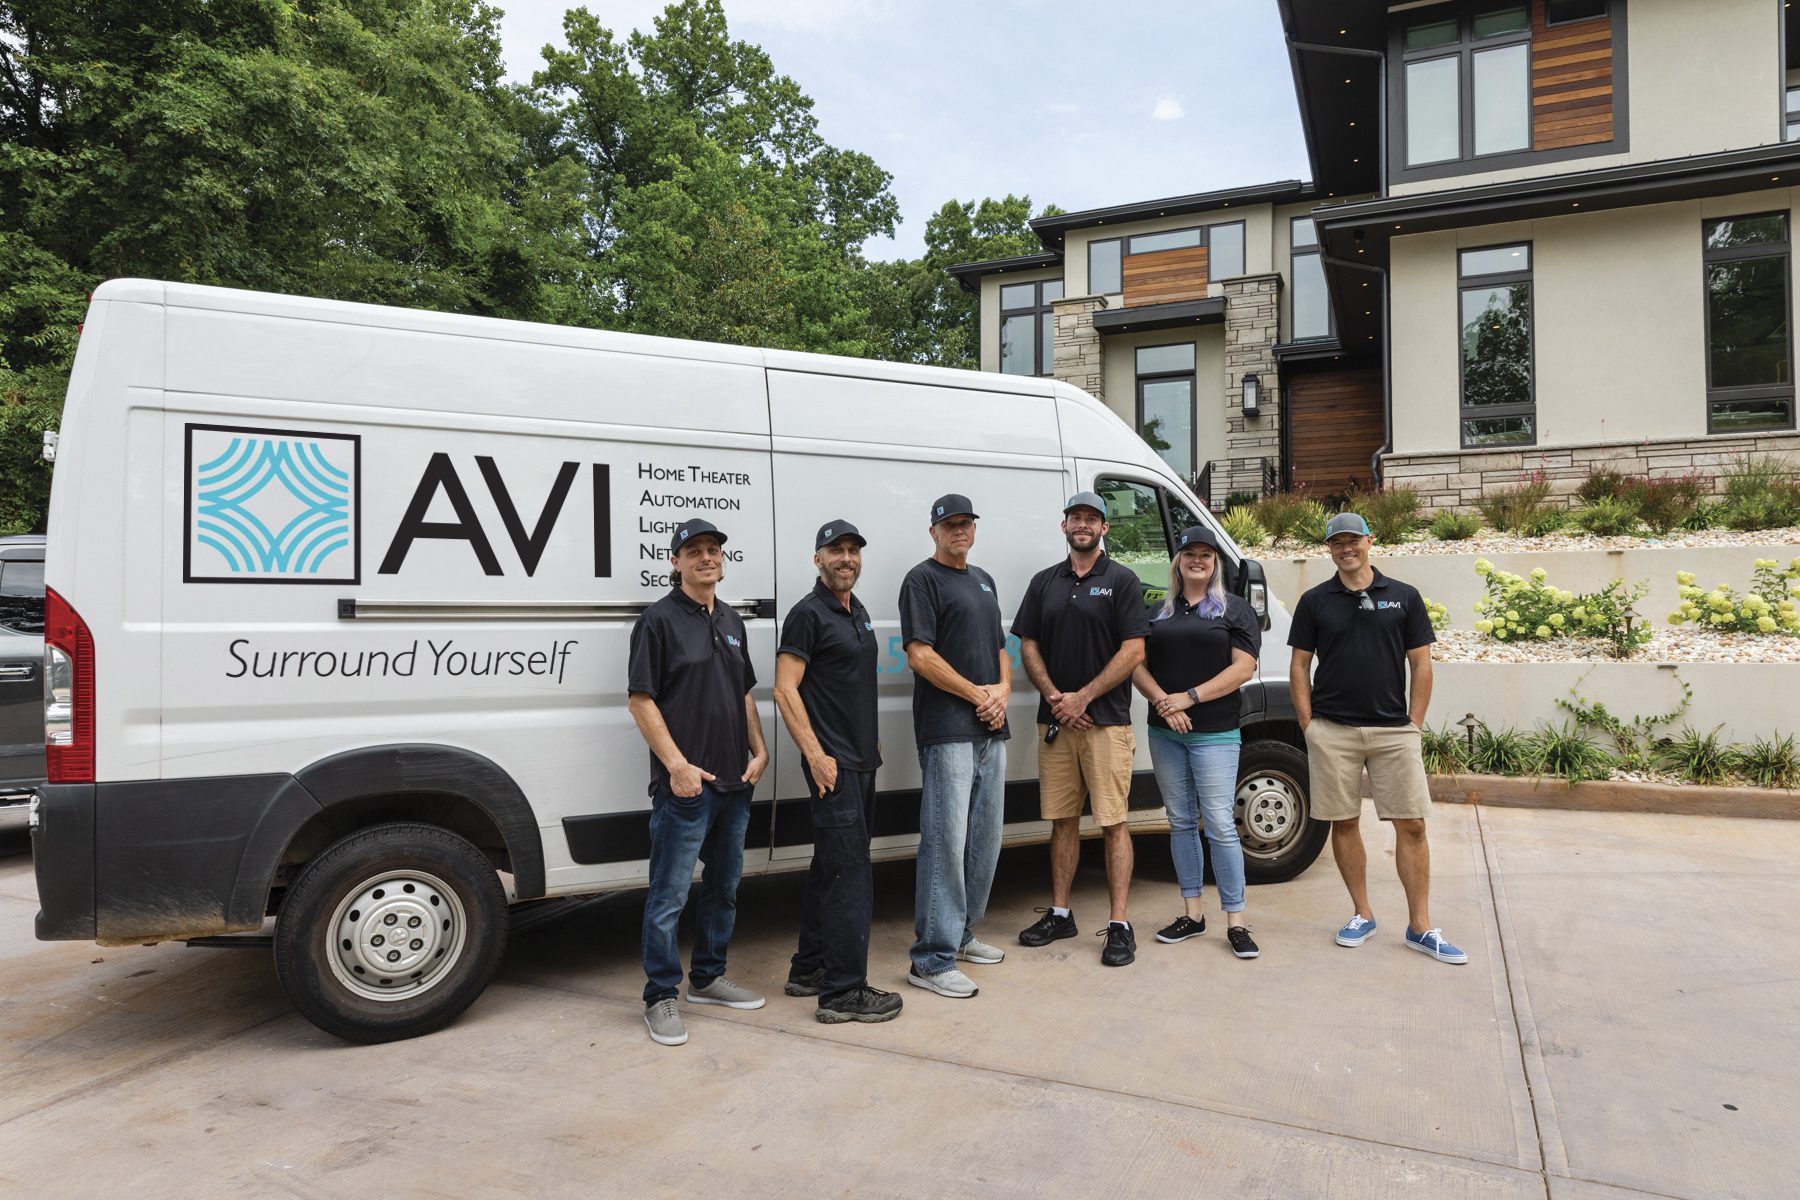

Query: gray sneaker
left=645, top=998, right=687, bottom=1046
left=686, top=976, right=767, bottom=1009
left=955, top=936, right=1006, bottom=964
left=907, top=964, right=979, bottom=998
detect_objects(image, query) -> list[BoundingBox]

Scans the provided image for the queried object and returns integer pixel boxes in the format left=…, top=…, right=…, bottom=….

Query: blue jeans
left=1147, top=736, right=1246, bottom=913
left=911, top=737, right=1007, bottom=975
left=641, top=782, right=752, bottom=1004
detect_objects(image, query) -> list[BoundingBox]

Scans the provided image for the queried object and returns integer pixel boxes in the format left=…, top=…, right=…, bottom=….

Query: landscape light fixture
left=1458, top=713, right=1481, bottom=755
left=1242, top=373, right=1260, bottom=418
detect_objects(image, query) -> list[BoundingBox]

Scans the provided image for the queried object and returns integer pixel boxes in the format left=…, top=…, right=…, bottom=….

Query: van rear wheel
left=1235, top=740, right=1327, bottom=885
left=274, top=822, right=507, bottom=1043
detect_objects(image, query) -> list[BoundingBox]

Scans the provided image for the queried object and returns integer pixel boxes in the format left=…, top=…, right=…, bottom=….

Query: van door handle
left=0, top=664, right=32, bottom=680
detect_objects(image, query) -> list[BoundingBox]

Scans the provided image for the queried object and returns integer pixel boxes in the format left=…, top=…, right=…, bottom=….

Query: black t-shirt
left=1144, top=593, right=1263, bottom=734
left=1010, top=553, right=1148, bottom=727
left=627, top=588, right=757, bottom=795
left=777, top=580, right=882, bottom=772
left=1287, top=568, right=1434, bottom=727
left=898, top=557, right=1010, bottom=746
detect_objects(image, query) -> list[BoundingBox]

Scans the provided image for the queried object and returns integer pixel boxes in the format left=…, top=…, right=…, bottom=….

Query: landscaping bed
left=1426, top=773, right=1797, bottom=820
left=1431, top=626, right=1800, bottom=664
left=1270, top=525, right=1800, bottom=559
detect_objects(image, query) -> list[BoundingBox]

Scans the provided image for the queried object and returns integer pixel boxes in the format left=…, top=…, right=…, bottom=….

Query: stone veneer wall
left=1382, top=431, right=1800, bottom=514
left=1050, top=295, right=1107, bottom=402
left=1221, top=274, right=1282, bottom=500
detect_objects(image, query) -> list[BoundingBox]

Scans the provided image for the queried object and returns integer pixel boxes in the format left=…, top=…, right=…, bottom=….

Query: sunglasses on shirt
left=1355, top=590, right=1375, bottom=612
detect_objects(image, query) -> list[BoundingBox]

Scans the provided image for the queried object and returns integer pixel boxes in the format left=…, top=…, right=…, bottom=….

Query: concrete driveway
left=0, top=804, right=1795, bottom=1199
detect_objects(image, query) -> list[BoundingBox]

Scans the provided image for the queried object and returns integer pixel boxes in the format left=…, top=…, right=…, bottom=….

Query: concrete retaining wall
left=1429, top=661, right=1794, bottom=742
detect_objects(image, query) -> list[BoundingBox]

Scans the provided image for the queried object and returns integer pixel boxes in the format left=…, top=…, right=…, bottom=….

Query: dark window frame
left=998, top=277, right=1064, bottom=377
left=1127, top=226, right=1204, bottom=255
left=1289, top=216, right=1333, bottom=342
left=1787, top=84, right=1800, bottom=143
left=1702, top=212, right=1796, bottom=435
left=1457, top=239, right=1537, bottom=449
left=1544, top=0, right=1606, bottom=26
left=1134, top=342, right=1199, bottom=481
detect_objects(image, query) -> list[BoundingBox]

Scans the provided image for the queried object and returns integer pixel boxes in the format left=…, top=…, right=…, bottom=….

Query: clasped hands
left=974, top=684, right=1010, bottom=731
left=1153, top=689, right=1195, bottom=734
left=1045, top=690, right=1094, bottom=731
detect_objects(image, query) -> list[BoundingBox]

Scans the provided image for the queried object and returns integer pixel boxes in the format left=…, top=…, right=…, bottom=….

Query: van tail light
left=44, top=588, right=95, bottom=783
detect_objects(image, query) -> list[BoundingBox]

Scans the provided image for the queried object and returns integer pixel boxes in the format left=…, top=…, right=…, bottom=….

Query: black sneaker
left=1099, top=922, right=1136, bottom=967
left=1227, top=925, right=1260, bottom=959
left=1155, top=915, right=1207, bottom=944
left=784, top=967, right=827, bottom=996
left=1019, top=908, right=1078, bottom=946
left=816, top=986, right=904, bottom=1024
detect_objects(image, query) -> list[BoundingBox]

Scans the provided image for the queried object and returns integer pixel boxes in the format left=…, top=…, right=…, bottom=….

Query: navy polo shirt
left=898, top=557, right=1010, bottom=746
left=1287, top=567, right=1434, bottom=727
left=627, top=588, right=757, bottom=796
left=1010, top=553, right=1148, bottom=726
left=777, top=580, right=881, bottom=771
left=1143, top=593, right=1262, bottom=734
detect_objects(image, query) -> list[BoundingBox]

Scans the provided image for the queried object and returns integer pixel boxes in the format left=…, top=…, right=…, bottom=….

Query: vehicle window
left=1096, top=478, right=1171, bottom=606
left=0, top=561, right=46, bottom=635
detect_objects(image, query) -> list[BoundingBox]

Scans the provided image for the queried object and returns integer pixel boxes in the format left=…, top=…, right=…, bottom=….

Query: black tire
left=1236, top=739, right=1327, bottom=885
left=273, top=822, right=508, bottom=1043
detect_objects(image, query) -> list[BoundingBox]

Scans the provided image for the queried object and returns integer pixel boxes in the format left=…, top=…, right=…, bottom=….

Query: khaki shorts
left=1304, top=717, right=1432, bottom=821
left=1037, top=723, right=1135, bottom=826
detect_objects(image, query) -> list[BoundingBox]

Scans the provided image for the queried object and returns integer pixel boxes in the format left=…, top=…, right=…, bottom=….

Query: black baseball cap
left=1174, top=525, right=1223, bottom=553
left=929, top=494, right=979, bottom=524
left=815, top=519, right=867, bottom=550
left=670, top=517, right=728, bottom=554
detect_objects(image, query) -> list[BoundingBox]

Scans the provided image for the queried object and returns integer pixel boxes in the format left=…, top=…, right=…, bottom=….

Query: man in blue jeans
left=627, top=517, right=771, bottom=1046
left=898, top=494, right=1012, bottom=998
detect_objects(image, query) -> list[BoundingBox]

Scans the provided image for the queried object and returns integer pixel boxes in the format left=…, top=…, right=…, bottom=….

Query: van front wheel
left=1235, top=740, right=1328, bottom=885
left=274, top=822, right=508, bottom=1043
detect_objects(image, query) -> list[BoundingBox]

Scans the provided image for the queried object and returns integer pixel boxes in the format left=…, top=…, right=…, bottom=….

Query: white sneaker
left=955, top=936, right=1006, bottom=964
left=907, top=964, right=979, bottom=998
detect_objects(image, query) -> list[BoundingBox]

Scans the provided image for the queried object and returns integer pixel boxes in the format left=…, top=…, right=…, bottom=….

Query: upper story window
left=1787, top=87, right=1800, bottom=143
left=1459, top=243, right=1535, bottom=448
left=999, top=278, right=1063, bottom=377
left=1289, top=217, right=1331, bottom=342
left=1703, top=214, right=1793, bottom=434
left=1086, top=220, right=1246, bottom=297
left=1402, top=5, right=1531, bottom=167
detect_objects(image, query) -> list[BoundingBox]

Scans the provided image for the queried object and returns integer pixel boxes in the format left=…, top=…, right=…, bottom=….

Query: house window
left=1400, top=5, right=1532, bottom=167
left=1545, top=0, right=1605, bottom=23
left=1089, top=238, right=1123, bottom=295
left=1136, top=343, right=1197, bottom=480
left=1787, top=87, right=1800, bottom=142
left=999, top=278, right=1063, bottom=376
left=1703, top=214, right=1794, bottom=433
left=1459, top=242, right=1534, bottom=448
left=1210, top=221, right=1246, bottom=279
left=1128, top=228, right=1202, bottom=254
left=1290, top=217, right=1330, bottom=341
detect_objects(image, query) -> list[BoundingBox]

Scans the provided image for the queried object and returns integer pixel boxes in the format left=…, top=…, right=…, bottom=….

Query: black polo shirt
left=1144, top=593, right=1262, bottom=734
left=1010, top=553, right=1148, bottom=727
left=898, top=557, right=1010, bottom=746
left=777, top=580, right=881, bottom=771
left=627, top=587, right=757, bottom=796
left=1287, top=567, right=1434, bottom=728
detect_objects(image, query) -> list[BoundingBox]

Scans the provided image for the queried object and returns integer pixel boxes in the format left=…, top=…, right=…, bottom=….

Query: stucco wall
left=1097, top=327, right=1228, bottom=462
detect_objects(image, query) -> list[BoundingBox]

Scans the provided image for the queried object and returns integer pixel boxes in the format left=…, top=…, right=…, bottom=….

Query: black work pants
left=789, top=767, right=877, bottom=1001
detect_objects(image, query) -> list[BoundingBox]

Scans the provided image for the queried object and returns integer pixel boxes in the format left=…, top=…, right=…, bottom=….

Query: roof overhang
left=1276, top=0, right=1385, bottom=199
left=1030, top=181, right=1316, bottom=251
left=944, top=251, right=1065, bottom=296
left=1091, top=297, right=1227, bottom=336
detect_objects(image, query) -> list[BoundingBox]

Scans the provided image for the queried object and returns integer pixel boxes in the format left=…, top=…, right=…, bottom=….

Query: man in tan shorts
left=1012, top=492, right=1149, bottom=966
left=1287, top=513, right=1467, bottom=965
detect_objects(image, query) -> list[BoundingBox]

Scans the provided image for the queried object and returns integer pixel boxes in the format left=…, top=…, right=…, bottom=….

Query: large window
left=999, top=278, right=1063, bottom=376
left=1088, top=222, right=1245, bottom=296
left=1400, top=5, right=1532, bottom=168
left=1135, top=343, right=1197, bottom=480
left=1290, top=217, right=1330, bottom=341
left=1089, top=239, right=1123, bottom=295
left=1459, top=243, right=1534, bottom=447
left=1209, top=221, right=1246, bottom=279
left=1704, top=214, right=1794, bottom=433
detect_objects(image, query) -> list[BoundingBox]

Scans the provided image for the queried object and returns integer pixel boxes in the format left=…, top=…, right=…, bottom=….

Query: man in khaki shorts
left=1012, top=492, right=1148, bottom=966
left=1288, top=512, right=1468, bottom=965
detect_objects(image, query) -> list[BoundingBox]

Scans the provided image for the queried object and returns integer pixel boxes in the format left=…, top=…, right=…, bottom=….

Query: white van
left=32, top=280, right=1322, bottom=1041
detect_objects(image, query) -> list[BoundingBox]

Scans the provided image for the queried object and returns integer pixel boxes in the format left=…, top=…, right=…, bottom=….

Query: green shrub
left=1619, top=473, right=1704, bottom=534
left=1576, top=465, right=1632, bottom=504
left=1667, top=559, right=1800, bottom=634
left=1221, top=505, right=1268, bottom=548
left=1682, top=500, right=1721, bottom=531
left=1516, top=505, right=1569, bottom=537
left=1472, top=560, right=1653, bottom=658
left=1718, top=455, right=1800, bottom=530
left=1428, top=510, right=1481, bottom=541
left=1556, top=673, right=1692, bottom=773
left=1531, top=722, right=1615, bottom=784
left=1572, top=497, right=1642, bottom=537
left=1732, top=734, right=1800, bottom=790
left=1660, top=726, right=1734, bottom=785
left=1223, top=490, right=1259, bottom=511
left=1470, top=725, right=1539, bottom=776
left=1479, top=471, right=1563, bottom=535
left=1344, top=485, right=1424, bottom=543
left=1420, top=725, right=1470, bottom=776
left=1424, top=596, right=1450, bottom=633
left=1293, top=499, right=1330, bottom=545
left=1251, top=492, right=1329, bottom=544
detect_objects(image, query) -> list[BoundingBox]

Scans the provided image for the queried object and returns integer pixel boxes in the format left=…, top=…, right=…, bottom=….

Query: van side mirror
left=1239, top=558, right=1270, bottom=630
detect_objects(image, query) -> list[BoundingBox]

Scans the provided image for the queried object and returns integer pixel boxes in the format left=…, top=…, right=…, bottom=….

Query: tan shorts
left=1303, top=717, right=1432, bottom=822
left=1037, top=723, right=1135, bottom=826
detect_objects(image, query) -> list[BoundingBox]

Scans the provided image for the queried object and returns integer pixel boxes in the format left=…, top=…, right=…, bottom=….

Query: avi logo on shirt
left=979, top=582, right=993, bottom=593
left=863, top=620, right=874, bottom=631
left=1377, top=600, right=1403, bottom=611
left=723, top=633, right=743, bottom=648
left=1089, top=586, right=1114, bottom=597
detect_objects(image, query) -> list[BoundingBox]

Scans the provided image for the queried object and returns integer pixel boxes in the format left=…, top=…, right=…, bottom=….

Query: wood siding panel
left=1123, top=245, right=1209, bottom=308
left=1530, top=0, right=1613, bottom=150
left=1286, top=369, right=1383, bottom=497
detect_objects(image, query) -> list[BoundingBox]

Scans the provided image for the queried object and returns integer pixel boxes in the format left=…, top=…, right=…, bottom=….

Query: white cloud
left=1044, top=101, right=1081, bottom=115
left=1152, top=95, right=1185, bottom=121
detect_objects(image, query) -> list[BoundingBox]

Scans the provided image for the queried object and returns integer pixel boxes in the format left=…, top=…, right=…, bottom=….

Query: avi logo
left=185, top=424, right=360, bottom=584
left=1089, top=587, right=1114, bottom=597
left=1377, top=600, right=1403, bottom=611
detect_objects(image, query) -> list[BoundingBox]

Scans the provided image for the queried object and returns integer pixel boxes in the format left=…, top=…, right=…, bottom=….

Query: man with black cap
left=1288, top=512, right=1468, bottom=967
left=898, top=494, right=1011, bottom=999
left=1012, top=491, right=1149, bottom=966
left=628, top=517, right=771, bottom=1046
left=773, top=519, right=903, bottom=1024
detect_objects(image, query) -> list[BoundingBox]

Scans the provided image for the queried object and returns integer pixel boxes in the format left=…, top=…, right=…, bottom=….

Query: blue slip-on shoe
left=1335, top=914, right=1377, bottom=947
left=1405, top=927, right=1469, bottom=964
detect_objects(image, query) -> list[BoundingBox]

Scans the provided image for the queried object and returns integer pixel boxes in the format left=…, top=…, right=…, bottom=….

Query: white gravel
left=1270, top=526, right=1800, bottom=558
left=1431, top=626, right=1800, bottom=664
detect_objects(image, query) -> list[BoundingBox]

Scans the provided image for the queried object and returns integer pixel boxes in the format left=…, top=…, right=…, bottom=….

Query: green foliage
left=1660, top=726, right=1734, bottom=785
left=1572, top=497, right=1642, bottom=537
left=1667, top=560, right=1800, bottom=634
left=1343, top=485, right=1423, bottom=544
left=1250, top=492, right=1328, bottom=544
left=1428, top=510, right=1481, bottom=540
left=1420, top=725, right=1470, bottom=776
left=1469, top=725, right=1539, bottom=776
left=1576, top=465, right=1631, bottom=504
left=1471, top=561, right=1653, bottom=657
left=1516, top=504, right=1568, bottom=537
left=1223, top=490, right=1259, bottom=511
left=1554, top=669, right=1693, bottom=773
left=0, top=388, right=60, bottom=534
left=1530, top=722, right=1616, bottom=784
left=1717, top=455, right=1800, bottom=531
left=1478, top=470, right=1563, bottom=534
left=1731, top=735, right=1800, bottom=790
left=1424, top=595, right=1450, bottom=633
left=1619, top=473, right=1705, bottom=534
left=1221, top=506, right=1268, bottom=548
left=1293, top=499, right=1330, bottom=544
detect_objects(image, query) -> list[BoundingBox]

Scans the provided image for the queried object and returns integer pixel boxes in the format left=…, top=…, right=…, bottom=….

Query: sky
left=494, top=0, right=1313, bottom=262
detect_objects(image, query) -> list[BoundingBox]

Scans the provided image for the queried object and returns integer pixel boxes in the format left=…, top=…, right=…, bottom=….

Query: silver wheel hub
left=1236, top=772, right=1302, bottom=856
left=327, top=869, right=466, bottom=1003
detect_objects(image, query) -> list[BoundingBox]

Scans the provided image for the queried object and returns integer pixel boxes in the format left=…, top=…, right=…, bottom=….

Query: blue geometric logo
left=185, top=424, right=360, bottom=584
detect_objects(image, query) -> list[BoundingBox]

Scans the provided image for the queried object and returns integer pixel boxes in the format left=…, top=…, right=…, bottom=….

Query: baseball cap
left=1325, top=512, right=1372, bottom=541
left=670, top=517, right=729, bottom=553
left=815, top=519, right=867, bottom=550
left=1175, top=525, right=1223, bottom=553
left=929, top=494, right=979, bottom=524
left=1063, top=490, right=1108, bottom=517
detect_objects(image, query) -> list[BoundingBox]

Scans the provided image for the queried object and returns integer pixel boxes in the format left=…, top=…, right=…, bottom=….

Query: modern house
left=950, top=0, right=1800, bottom=511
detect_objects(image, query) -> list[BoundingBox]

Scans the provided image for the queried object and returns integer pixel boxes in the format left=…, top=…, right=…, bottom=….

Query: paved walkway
left=0, top=805, right=1794, bottom=1199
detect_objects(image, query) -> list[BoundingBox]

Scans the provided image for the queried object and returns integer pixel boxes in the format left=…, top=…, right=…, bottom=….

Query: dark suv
left=0, top=534, right=46, bottom=828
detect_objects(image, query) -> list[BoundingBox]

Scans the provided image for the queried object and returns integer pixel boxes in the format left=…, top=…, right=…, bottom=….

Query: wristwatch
left=1186, top=687, right=1199, bottom=705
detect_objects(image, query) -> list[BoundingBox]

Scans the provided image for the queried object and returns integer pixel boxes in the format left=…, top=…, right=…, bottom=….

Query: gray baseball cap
left=1325, top=512, right=1372, bottom=541
left=1063, top=490, right=1107, bottom=517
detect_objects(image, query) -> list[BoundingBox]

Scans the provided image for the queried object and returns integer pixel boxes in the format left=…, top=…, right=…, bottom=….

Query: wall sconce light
left=1242, top=372, right=1261, bottom=418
